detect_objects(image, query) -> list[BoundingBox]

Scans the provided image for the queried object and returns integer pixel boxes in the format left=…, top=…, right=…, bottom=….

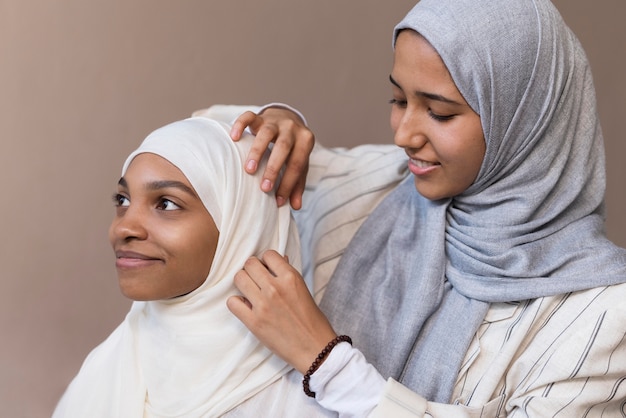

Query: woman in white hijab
left=53, top=117, right=329, bottom=417
left=219, top=0, right=626, bottom=416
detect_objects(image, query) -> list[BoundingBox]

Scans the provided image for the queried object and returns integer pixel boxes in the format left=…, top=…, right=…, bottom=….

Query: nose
left=109, top=205, right=148, bottom=245
left=392, top=108, right=427, bottom=150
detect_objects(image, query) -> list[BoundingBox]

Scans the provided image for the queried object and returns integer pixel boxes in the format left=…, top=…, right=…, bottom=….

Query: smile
left=408, top=158, right=440, bottom=176
left=115, top=250, right=162, bottom=269
left=410, top=158, right=439, bottom=168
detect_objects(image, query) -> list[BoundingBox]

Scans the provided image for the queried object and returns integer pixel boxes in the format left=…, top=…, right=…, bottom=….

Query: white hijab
left=54, top=117, right=301, bottom=417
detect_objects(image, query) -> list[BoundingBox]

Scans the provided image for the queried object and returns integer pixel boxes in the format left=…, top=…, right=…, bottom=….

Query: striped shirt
left=295, top=142, right=626, bottom=417
left=199, top=105, right=626, bottom=417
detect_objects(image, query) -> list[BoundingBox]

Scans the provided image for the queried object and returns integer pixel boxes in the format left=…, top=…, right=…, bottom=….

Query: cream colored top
left=203, top=105, right=626, bottom=417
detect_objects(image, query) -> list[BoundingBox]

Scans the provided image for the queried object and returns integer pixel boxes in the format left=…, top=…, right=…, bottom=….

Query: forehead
left=392, top=31, right=464, bottom=102
left=125, top=153, right=185, bottom=180
left=121, top=153, right=199, bottom=197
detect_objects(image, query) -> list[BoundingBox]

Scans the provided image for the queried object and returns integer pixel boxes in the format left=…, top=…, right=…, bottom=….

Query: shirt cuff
left=309, top=342, right=386, bottom=418
left=370, top=378, right=427, bottom=418
left=258, top=102, right=308, bottom=126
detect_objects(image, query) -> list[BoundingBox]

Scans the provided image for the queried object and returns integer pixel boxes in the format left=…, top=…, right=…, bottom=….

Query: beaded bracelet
left=302, top=335, right=353, bottom=398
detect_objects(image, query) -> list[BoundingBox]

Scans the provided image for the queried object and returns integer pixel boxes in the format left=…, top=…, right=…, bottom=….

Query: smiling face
left=108, top=153, right=219, bottom=301
left=390, top=30, right=486, bottom=201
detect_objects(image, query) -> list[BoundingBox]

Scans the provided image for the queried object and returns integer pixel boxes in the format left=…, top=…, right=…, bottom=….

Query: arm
left=225, top=252, right=478, bottom=418
left=230, top=271, right=626, bottom=418
left=371, top=287, right=626, bottom=417
left=226, top=251, right=388, bottom=418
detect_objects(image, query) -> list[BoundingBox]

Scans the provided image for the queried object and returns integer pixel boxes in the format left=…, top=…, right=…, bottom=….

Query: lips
left=407, top=156, right=440, bottom=176
left=115, top=250, right=162, bottom=269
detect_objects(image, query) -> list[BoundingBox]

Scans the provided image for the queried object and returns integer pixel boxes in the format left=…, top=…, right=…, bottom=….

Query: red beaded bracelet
left=302, top=335, right=353, bottom=398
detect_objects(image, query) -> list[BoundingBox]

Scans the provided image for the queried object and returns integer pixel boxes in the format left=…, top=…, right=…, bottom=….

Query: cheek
left=468, top=127, right=486, bottom=176
left=181, top=227, right=219, bottom=280
left=457, top=136, right=486, bottom=188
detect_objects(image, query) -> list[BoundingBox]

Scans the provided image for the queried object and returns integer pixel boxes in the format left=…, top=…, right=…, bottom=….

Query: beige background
left=0, top=1, right=623, bottom=417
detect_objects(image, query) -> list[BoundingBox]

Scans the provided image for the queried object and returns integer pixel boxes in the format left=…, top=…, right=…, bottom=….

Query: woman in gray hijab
left=215, top=0, right=626, bottom=415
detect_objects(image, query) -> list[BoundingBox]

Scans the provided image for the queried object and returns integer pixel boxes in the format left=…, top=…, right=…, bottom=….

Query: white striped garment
left=295, top=142, right=626, bottom=417
left=196, top=105, right=626, bottom=416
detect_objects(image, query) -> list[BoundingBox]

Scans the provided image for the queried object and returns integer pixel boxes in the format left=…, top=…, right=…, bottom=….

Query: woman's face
left=108, top=153, right=219, bottom=301
left=390, top=30, right=485, bottom=200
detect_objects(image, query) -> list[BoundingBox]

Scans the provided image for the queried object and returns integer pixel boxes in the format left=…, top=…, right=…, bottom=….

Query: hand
left=230, top=107, right=315, bottom=210
left=227, top=250, right=337, bottom=374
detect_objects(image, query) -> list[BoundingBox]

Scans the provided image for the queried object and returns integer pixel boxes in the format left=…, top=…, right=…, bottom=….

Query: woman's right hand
left=230, top=107, right=315, bottom=210
left=227, top=250, right=338, bottom=375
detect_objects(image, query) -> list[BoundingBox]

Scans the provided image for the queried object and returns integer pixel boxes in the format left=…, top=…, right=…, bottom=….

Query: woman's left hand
left=230, top=107, right=315, bottom=210
left=227, top=250, right=337, bottom=374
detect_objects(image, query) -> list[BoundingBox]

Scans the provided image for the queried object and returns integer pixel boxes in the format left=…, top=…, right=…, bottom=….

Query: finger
left=230, top=111, right=260, bottom=141
left=226, top=295, right=257, bottom=327
left=261, top=131, right=295, bottom=193
left=276, top=156, right=308, bottom=209
left=232, top=113, right=267, bottom=175
left=232, top=269, right=262, bottom=301
left=241, top=256, right=277, bottom=289
left=288, top=171, right=307, bottom=210
left=227, top=295, right=252, bottom=310
left=276, top=129, right=313, bottom=208
left=261, top=250, right=298, bottom=277
left=248, top=123, right=279, bottom=178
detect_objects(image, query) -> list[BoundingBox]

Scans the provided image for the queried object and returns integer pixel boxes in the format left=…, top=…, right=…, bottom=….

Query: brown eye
left=112, top=193, right=129, bottom=207
left=156, top=198, right=181, bottom=211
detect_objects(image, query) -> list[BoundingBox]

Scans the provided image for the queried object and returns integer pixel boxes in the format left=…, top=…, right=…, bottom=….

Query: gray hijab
left=320, top=0, right=626, bottom=403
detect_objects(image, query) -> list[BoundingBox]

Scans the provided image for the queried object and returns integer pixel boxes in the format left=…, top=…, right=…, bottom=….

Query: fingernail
left=246, top=159, right=257, bottom=172
left=276, top=196, right=286, bottom=206
left=262, top=179, right=272, bottom=191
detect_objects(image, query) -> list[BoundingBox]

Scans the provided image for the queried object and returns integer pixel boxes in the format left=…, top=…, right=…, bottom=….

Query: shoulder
left=517, top=284, right=626, bottom=373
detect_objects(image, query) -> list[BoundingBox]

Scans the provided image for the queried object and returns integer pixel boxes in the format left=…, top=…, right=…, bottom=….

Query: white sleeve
left=311, top=352, right=501, bottom=418
left=191, top=103, right=307, bottom=125
left=371, top=380, right=506, bottom=418
left=308, top=343, right=386, bottom=418
left=191, top=104, right=262, bottom=123
left=257, top=102, right=308, bottom=125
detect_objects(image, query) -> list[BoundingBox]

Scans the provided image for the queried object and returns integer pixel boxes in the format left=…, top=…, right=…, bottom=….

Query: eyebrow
left=389, top=75, right=463, bottom=106
left=117, top=177, right=197, bottom=197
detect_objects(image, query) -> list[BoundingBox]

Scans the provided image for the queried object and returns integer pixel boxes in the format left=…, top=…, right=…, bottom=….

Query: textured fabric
left=293, top=142, right=626, bottom=417
left=191, top=104, right=626, bottom=415
left=372, top=285, right=626, bottom=417
left=320, top=0, right=626, bottom=404
left=221, top=369, right=338, bottom=418
left=53, top=117, right=300, bottom=417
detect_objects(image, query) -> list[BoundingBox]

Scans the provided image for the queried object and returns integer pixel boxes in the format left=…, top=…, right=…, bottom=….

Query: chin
left=414, top=178, right=445, bottom=201
left=118, top=281, right=157, bottom=301
left=413, top=178, right=461, bottom=201
left=119, top=289, right=152, bottom=301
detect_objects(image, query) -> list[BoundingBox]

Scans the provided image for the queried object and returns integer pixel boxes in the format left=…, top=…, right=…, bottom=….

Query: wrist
left=302, top=335, right=352, bottom=398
